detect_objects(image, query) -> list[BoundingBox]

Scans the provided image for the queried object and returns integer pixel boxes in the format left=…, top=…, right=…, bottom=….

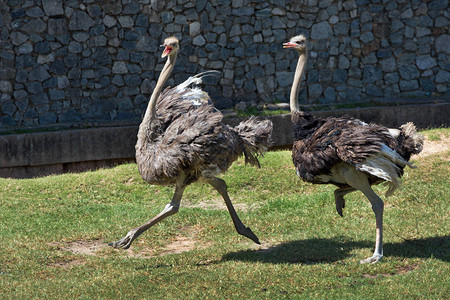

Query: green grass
left=0, top=129, right=449, bottom=299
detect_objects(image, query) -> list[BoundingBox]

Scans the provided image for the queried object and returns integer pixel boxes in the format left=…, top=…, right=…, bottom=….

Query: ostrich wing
left=293, top=117, right=395, bottom=182
left=141, top=105, right=241, bottom=184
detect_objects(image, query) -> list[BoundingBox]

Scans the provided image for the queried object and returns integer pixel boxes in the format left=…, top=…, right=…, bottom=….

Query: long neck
left=137, top=54, right=177, bottom=142
left=290, top=50, right=307, bottom=112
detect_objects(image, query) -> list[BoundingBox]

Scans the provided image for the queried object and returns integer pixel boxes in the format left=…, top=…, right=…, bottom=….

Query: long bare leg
left=109, top=174, right=187, bottom=249
left=207, top=177, right=260, bottom=244
left=334, top=187, right=355, bottom=217
left=342, top=168, right=384, bottom=264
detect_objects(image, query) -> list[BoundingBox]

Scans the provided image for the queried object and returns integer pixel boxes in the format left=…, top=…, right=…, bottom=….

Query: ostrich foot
left=359, top=254, right=383, bottom=264
left=334, top=188, right=353, bottom=217
left=109, top=230, right=137, bottom=249
left=335, top=196, right=345, bottom=217
left=237, top=225, right=260, bottom=244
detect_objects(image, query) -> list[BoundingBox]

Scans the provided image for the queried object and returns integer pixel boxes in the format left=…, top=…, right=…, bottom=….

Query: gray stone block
left=42, top=0, right=64, bottom=16
left=333, top=69, right=348, bottom=82
left=118, top=16, right=134, bottom=28
left=309, top=83, right=323, bottom=98
left=338, top=56, right=350, bottom=69
left=419, top=77, right=435, bottom=92
left=161, top=12, right=174, bottom=24
left=428, top=0, right=448, bottom=10
left=399, top=80, right=419, bottom=91
left=28, top=66, right=51, bottom=82
left=136, top=36, right=158, bottom=52
left=311, top=21, right=332, bottom=39
left=360, top=32, right=374, bottom=43
left=193, top=35, right=206, bottom=46
left=0, top=100, right=16, bottom=116
left=24, top=108, right=38, bottom=119
left=436, top=70, right=450, bottom=83
left=69, top=11, right=95, bottom=31
left=68, top=41, right=83, bottom=53
left=436, top=35, right=450, bottom=54
left=39, top=112, right=58, bottom=124
left=112, top=62, right=128, bottom=75
left=362, top=65, right=382, bottom=83
left=48, top=18, right=67, bottom=35
left=399, top=64, right=420, bottom=80
left=26, top=82, right=44, bottom=94
left=334, top=22, right=349, bottom=36
left=103, top=15, right=117, bottom=28
left=323, top=86, right=336, bottom=101
left=30, top=93, right=49, bottom=106
left=124, top=74, right=142, bottom=87
left=17, top=43, right=33, bottom=54
left=21, top=19, right=47, bottom=34
left=123, top=2, right=139, bottom=14
left=366, top=84, right=382, bottom=96
left=379, top=57, right=397, bottom=73
left=416, top=27, right=431, bottom=38
left=416, top=55, right=437, bottom=70
left=10, top=32, right=29, bottom=46
left=50, top=59, right=68, bottom=75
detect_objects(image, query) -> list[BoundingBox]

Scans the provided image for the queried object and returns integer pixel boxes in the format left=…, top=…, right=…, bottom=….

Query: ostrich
left=109, top=36, right=273, bottom=249
left=283, top=35, right=423, bottom=263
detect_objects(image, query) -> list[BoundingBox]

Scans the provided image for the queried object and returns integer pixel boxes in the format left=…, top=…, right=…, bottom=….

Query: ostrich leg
left=342, top=168, right=384, bottom=264
left=207, top=177, right=260, bottom=244
left=109, top=174, right=187, bottom=249
left=358, top=187, right=384, bottom=264
left=334, top=187, right=355, bottom=217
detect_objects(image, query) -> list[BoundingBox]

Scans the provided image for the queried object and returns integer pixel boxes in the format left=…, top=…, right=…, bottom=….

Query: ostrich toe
left=109, top=230, right=136, bottom=249
left=359, top=254, right=383, bottom=264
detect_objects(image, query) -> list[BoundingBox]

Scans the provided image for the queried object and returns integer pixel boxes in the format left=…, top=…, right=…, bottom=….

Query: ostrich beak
left=161, top=46, right=172, bottom=58
left=283, top=42, right=297, bottom=48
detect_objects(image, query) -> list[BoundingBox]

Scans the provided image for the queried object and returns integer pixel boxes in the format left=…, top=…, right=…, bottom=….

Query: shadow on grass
left=222, top=235, right=449, bottom=264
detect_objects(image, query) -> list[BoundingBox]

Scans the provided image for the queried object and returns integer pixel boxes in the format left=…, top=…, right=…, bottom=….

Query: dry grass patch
left=50, top=226, right=208, bottom=259
left=362, top=262, right=421, bottom=278
left=416, top=132, right=449, bottom=158
left=182, top=197, right=260, bottom=211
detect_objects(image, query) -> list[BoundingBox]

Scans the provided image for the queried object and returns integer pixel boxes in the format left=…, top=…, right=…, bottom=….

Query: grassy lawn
left=0, top=129, right=448, bottom=299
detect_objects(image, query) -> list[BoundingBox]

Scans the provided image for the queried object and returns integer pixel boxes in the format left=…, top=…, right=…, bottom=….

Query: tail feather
left=176, top=70, right=222, bottom=92
left=234, top=117, right=273, bottom=167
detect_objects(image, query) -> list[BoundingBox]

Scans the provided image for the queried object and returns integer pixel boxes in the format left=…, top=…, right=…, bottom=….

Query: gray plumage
left=110, top=36, right=273, bottom=249
left=291, top=111, right=422, bottom=190
left=284, top=35, right=423, bottom=264
left=136, top=90, right=272, bottom=185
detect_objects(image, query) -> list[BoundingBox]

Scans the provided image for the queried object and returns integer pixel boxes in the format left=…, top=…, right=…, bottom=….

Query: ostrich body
left=284, top=35, right=423, bottom=263
left=109, top=37, right=272, bottom=249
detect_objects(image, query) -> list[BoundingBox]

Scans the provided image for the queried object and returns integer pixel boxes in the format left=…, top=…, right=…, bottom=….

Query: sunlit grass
left=0, top=128, right=448, bottom=299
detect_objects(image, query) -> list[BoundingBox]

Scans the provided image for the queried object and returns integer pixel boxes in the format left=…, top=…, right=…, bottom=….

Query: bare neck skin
left=290, top=50, right=307, bottom=112
left=138, top=54, right=177, bottom=142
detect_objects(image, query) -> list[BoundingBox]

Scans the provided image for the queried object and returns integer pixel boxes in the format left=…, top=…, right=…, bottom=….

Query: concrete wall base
left=1, top=102, right=448, bottom=179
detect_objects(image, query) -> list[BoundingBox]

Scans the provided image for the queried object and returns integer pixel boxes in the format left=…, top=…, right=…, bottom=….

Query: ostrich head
left=283, top=34, right=307, bottom=53
left=161, top=36, right=179, bottom=58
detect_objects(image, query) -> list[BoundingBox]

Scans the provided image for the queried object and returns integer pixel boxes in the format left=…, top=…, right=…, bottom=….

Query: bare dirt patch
left=182, top=197, right=260, bottom=211
left=51, top=226, right=207, bottom=259
left=127, top=226, right=208, bottom=258
left=362, top=262, right=420, bottom=278
left=415, top=134, right=449, bottom=158
left=60, top=239, right=107, bottom=256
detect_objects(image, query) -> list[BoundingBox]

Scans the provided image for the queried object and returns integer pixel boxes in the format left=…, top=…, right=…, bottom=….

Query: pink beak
left=161, top=46, right=172, bottom=58
left=283, top=42, right=297, bottom=48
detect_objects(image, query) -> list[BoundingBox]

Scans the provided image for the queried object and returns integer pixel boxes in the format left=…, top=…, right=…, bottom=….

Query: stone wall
left=0, top=0, right=449, bottom=130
